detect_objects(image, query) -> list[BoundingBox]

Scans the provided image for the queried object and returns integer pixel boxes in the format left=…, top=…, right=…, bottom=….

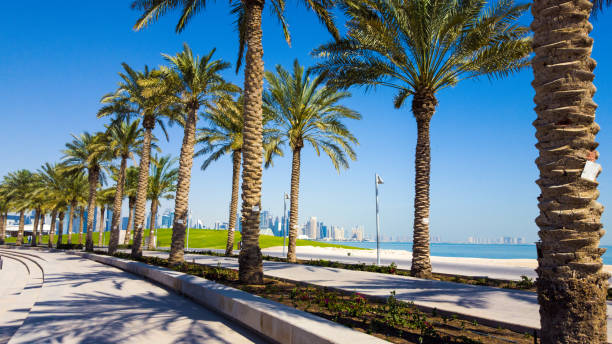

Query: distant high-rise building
left=351, top=225, right=364, bottom=241
left=320, top=224, right=328, bottom=239
left=307, top=217, right=317, bottom=239
left=332, top=226, right=344, bottom=240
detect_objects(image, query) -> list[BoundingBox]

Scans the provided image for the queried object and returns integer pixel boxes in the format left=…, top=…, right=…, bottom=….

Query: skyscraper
left=307, top=217, right=317, bottom=239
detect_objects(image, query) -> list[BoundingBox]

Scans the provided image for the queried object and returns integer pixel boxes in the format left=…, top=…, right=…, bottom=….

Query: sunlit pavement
left=0, top=248, right=267, bottom=344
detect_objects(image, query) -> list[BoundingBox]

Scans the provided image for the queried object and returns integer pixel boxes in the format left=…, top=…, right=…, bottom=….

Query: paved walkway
left=142, top=250, right=612, bottom=338
left=0, top=248, right=266, bottom=344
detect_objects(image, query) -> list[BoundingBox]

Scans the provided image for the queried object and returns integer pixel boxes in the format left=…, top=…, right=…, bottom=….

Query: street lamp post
left=375, top=173, right=384, bottom=265
left=283, top=193, right=288, bottom=257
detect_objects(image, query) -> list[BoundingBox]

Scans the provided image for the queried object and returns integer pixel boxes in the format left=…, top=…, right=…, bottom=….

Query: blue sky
left=1, top=1, right=611, bottom=243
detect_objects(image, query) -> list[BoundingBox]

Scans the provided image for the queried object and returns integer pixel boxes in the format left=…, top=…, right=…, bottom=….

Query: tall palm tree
left=146, top=154, right=178, bottom=249
left=132, top=0, right=340, bottom=284
left=25, top=173, right=46, bottom=247
left=312, top=0, right=531, bottom=277
left=196, top=95, right=245, bottom=256
left=140, top=43, right=236, bottom=263
left=96, top=187, right=116, bottom=247
left=99, top=64, right=171, bottom=258
left=105, top=118, right=144, bottom=254
left=0, top=184, right=10, bottom=245
left=123, top=166, right=140, bottom=246
left=62, top=132, right=110, bottom=251
left=61, top=172, right=88, bottom=246
left=263, top=60, right=360, bottom=262
left=532, top=0, right=609, bottom=341
left=37, top=163, right=66, bottom=248
left=3, top=170, right=34, bottom=246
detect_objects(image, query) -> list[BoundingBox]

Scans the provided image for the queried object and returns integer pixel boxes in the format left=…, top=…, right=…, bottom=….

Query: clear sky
left=1, top=1, right=612, bottom=244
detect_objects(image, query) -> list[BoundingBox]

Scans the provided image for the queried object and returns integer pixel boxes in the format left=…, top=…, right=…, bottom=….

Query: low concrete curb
left=72, top=251, right=389, bottom=344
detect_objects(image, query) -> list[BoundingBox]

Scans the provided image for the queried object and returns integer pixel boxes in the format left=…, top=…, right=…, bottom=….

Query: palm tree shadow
left=11, top=271, right=267, bottom=344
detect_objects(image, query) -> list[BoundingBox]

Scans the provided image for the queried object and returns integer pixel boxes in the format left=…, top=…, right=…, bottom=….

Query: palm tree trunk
left=32, top=209, right=40, bottom=247
left=238, top=0, right=265, bottom=285
left=532, top=0, right=608, bottom=341
left=85, top=168, right=99, bottom=251
left=286, top=147, right=302, bottom=263
left=410, top=93, right=436, bottom=279
left=169, top=106, right=198, bottom=264
left=147, top=199, right=159, bottom=250
left=56, top=211, right=65, bottom=247
left=38, top=212, right=44, bottom=246
left=78, top=207, right=84, bottom=245
left=225, top=149, right=241, bottom=256
left=49, top=210, right=57, bottom=248
left=67, top=201, right=75, bottom=245
left=131, top=116, right=155, bottom=258
left=109, top=155, right=128, bottom=254
left=0, top=213, right=5, bottom=245
left=124, top=198, right=135, bottom=246
left=97, top=206, right=106, bottom=247
left=16, top=210, right=24, bottom=246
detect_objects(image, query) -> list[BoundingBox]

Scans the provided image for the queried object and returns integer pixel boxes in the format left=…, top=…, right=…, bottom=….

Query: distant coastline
left=317, top=241, right=612, bottom=265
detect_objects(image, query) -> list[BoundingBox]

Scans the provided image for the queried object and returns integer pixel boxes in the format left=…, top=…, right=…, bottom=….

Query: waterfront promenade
left=0, top=249, right=265, bottom=344
left=141, top=249, right=612, bottom=338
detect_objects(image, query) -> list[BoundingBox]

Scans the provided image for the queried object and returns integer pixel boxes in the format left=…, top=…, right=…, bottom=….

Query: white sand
left=261, top=245, right=612, bottom=282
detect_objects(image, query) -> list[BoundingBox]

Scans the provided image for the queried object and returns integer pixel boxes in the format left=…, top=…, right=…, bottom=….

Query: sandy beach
left=261, top=245, right=612, bottom=283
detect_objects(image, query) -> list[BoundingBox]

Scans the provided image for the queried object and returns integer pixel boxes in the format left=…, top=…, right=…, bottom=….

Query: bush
left=57, top=243, right=83, bottom=250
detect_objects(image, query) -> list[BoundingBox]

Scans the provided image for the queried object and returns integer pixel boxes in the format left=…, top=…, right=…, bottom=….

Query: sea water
left=324, top=242, right=612, bottom=265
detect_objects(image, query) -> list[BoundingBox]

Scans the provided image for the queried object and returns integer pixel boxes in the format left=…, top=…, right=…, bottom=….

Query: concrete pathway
left=0, top=248, right=266, bottom=344
left=142, top=250, right=612, bottom=338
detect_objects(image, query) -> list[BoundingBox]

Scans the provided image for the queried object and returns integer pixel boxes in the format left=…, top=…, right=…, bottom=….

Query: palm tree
left=0, top=184, right=10, bottom=245
left=105, top=118, right=144, bottom=254
left=96, top=187, right=116, bottom=247
left=263, top=60, right=360, bottom=262
left=37, top=163, right=66, bottom=248
left=140, top=43, right=236, bottom=263
left=123, top=166, right=140, bottom=246
left=99, top=64, right=171, bottom=258
left=25, top=173, right=46, bottom=247
left=146, top=154, right=178, bottom=249
left=196, top=95, right=245, bottom=256
left=132, top=0, right=340, bottom=284
left=62, top=132, right=110, bottom=251
left=61, top=172, right=88, bottom=246
left=312, top=0, right=531, bottom=277
left=3, top=170, right=34, bottom=246
left=532, top=0, right=609, bottom=341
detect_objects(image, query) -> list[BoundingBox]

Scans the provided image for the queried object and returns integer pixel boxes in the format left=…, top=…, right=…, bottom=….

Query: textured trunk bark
left=38, top=212, right=44, bottom=246
left=57, top=211, right=65, bottom=247
left=0, top=213, right=5, bottom=245
left=16, top=211, right=24, bottom=246
left=67, top=202, right=75, bottom=245
left=124, top=198, right=135, bottom=246
left=286, top=147, right=302, bottom=263
left=49, top=210, right=57, bottom=248
left=531, top=0, right=608, bottom=341
left=97, top=206, right=106, bottom=247
left=109, top=155, right=128, bottom=254
left=78, top=207, right=84, bottom=245
left=225, top=149, right=242, bottom=256
left=32, top=209, right=40, bottom=247
left=131, top=115, right=155, bottom=258
left=238, top=0, right=265, bottom=285
left=410, top=92, right=436, bottom=279
left=147, top=199, right=159, bottom=249
left=85, top=167, right=99, bottom=251
left=169, top=106, right=198, bottom=264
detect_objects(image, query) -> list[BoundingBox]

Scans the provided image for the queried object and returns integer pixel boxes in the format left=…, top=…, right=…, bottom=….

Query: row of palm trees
left=0, top=45, right=361, bottom=269
left=128, top=0, right=609, bottom=341
left=0, top=0, right=607, bottom=339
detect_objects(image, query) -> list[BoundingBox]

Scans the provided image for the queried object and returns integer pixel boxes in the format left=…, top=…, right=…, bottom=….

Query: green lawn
left=3, top=228, right=365, bottom=250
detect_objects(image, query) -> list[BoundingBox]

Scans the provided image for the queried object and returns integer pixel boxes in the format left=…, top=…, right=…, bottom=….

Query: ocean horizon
left=322, top=241, right=612, bottom=265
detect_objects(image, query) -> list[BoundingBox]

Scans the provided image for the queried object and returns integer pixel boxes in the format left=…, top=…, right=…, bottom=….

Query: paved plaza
left=0, top=249, right=266, bottom=344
